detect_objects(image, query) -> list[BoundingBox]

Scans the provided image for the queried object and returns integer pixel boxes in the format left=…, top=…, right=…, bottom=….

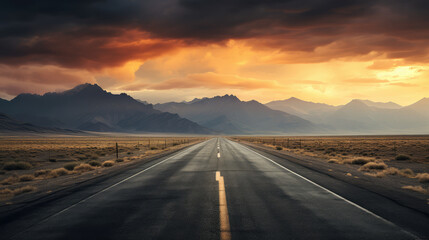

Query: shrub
left=150, top=147, right=158, bottom=150
left=1, top=176, right=17, bottom=185
left=395, top=155, right=411, bottom=161
left=359, top=162, right=387, bottom=171
left=48, top=158, right=57, bottom=162
left=13, top=185, right=36, bottom=195
left=102, top=161, right=114, bottom=167
left=88, top=160, right=101, bottom=167
left=34, top=169, right=51, bottom=177
left=350, top=158, right=371, bottom=165
left=116, top=158, right=124, bottom=163
left=382, top=167, right=400, bottom=176
left=19, top=175, right=34, bottom=182
left=3, top=162, right=32, bottom=170
left=49, top=168, right=69, bottom=178
left=402, top=185, right=427, bottom=194
left=74, top=164, right=94, bottom=172
left=276, top=146, right=283, bottom=150
left=399, top=168, right=415, bottom=177
left=63, top=163, right=79, bottom=171
left=416, top=173, right=429, bottom=183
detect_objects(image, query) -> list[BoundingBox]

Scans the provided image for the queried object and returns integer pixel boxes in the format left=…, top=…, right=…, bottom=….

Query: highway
left=0, top=138, right=422, bottom=239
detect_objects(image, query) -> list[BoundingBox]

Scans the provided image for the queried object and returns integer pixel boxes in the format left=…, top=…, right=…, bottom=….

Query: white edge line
left=46, top=140, right=208, bottom=219
left=230, top=139, right=419, bottom=239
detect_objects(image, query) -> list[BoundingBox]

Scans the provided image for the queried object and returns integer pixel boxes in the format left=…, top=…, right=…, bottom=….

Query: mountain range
left=266, top=97, right=429, bottom=134
left=155, top=95, right=315, bottom=134
left=0, top=84, right=211, bottom=134
left=1, top=83, right=428, bottom=135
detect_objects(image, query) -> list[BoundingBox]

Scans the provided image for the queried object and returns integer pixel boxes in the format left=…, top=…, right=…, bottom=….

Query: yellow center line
left=216, top=171, right=231, bottom=240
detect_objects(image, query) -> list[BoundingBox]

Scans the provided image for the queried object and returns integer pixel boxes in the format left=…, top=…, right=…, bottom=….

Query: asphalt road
left=0, top=138, right=424, bottom=239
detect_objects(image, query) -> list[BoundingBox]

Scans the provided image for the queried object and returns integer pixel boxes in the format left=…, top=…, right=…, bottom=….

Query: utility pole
left=116, top=142, right=119, bottom=160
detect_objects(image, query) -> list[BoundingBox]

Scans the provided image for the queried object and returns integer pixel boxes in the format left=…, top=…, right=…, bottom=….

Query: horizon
left=1, top=82, right=427, bottom=107
left=4, top=83, right=427, bottom=107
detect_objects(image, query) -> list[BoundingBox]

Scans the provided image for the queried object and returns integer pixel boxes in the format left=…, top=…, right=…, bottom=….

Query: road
left=0, top=138, right=423, bottom=239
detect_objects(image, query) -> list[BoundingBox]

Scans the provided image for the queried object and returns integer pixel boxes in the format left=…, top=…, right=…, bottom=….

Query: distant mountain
left=265, top=97, right=338, bottom=121
left=0, top=84, right=211, bottom=134
left=355, top=99, right=402, bottom=109
left=320, top=100, right=429, bottom=133
left=0, top=113, right=80, bottom=134
left=403, top=98, right=429, bottom=118
left=155, top=94, right=315, bottom=134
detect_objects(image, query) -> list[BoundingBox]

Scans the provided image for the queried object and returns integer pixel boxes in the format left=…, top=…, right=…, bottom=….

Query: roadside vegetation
left=232, top=136, right=429, bottom=196
left=0, top=136, right=206, bottom=202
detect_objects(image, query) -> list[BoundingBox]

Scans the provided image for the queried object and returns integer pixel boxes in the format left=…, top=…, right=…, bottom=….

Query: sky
left=0, top=0, right=428, bottom=106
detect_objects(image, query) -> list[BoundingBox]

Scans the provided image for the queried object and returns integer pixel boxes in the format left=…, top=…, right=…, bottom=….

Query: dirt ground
left=0, top=136, right=207, bottom=204
left=231, top=136, right=429, bottom=198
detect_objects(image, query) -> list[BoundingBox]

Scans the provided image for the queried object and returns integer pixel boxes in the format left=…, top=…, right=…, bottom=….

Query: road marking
left=216, top=171, right=231, bottom=240
left=232, top=140, right=418, bottom=239
left=217, top=152, right=221, bottom=158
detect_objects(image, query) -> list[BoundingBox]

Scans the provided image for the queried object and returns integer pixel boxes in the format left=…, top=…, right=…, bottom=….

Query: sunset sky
left=1, top=0, right=428, bottom=105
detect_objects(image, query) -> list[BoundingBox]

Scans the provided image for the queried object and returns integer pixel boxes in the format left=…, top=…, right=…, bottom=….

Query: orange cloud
left=124, top=72, right=280, bottom=91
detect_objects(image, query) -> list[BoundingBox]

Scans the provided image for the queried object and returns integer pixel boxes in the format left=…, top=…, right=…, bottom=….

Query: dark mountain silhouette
left=0, top=113, right=80, bottom=134
left=0, top=84, right=211, bottom=134
left=155, top=94, right=315, bottom=134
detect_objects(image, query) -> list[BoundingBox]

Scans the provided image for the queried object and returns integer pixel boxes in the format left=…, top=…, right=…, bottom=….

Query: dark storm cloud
left=0, top=0, right=428, bottom=68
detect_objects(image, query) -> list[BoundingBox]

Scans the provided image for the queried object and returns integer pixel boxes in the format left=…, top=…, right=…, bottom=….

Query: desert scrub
left=13, top=185, right=36, bottom=195
left=359, top=162, right=387, bottom=171
left=1, top=176, right=17, bottom=185
left=116, top=158, right=124, bottom=163
left=276, top=146, right=283, bottom=150
left=48, top=168, right=69, bottom=178
left=102, top=161, right=114, bottom=167
left=3, top=161, right=32, bottom=170
left=19, top=174, right=34, bottom=182
left=0, top=188, right=13, bottom=200
left=327, top=159, right=339, bottom=163
left=63, top=162, right=79, bottom=171
left=88, top=160, right=101, bottom=167
left=416, top=173, right=429, bottom=183
left=395, top=155, right=411, bottom=161
left=344, top=158, right=372, bottom=165
left=402, top=185, right=428, bottom=194
left=34, top=169, right=51, bottom=177
left=74, top=164, right=94, bottom=173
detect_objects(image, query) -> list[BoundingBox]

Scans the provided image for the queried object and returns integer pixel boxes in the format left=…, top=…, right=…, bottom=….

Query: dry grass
left=359, top=162, right=388, bottom=171
left=0, top=136, right=205, bottom=202
left=48, top=168, right=69, bottom=178
left=73, top=164, right=94, bottom=173
left=63, top=162, right=79, bottom=171
left=3, top=161, right=32, bottom=170
left=102, top=161, right=114, bottom=167
left=233, top=136, right=429, bottom=164
left=14, top=185, right=36, bottom=195
left=1, top=176, right=17, bottom=185
left=416, top=173, right=429, bottom=183
left=88, top=160, right=101, bottom=167
left=19, top=174, right=34, bottom=182
left=343, top=157, right=373, bottom=165
left=402, top=185, right=428, bottom=194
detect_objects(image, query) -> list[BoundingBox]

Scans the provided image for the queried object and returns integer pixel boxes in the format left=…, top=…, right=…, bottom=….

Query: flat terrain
left=233, top=136, right=429, bottom=196
left=0, top=138, right=427, bottom=239
left=0, top=136, right=206, bottom=203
